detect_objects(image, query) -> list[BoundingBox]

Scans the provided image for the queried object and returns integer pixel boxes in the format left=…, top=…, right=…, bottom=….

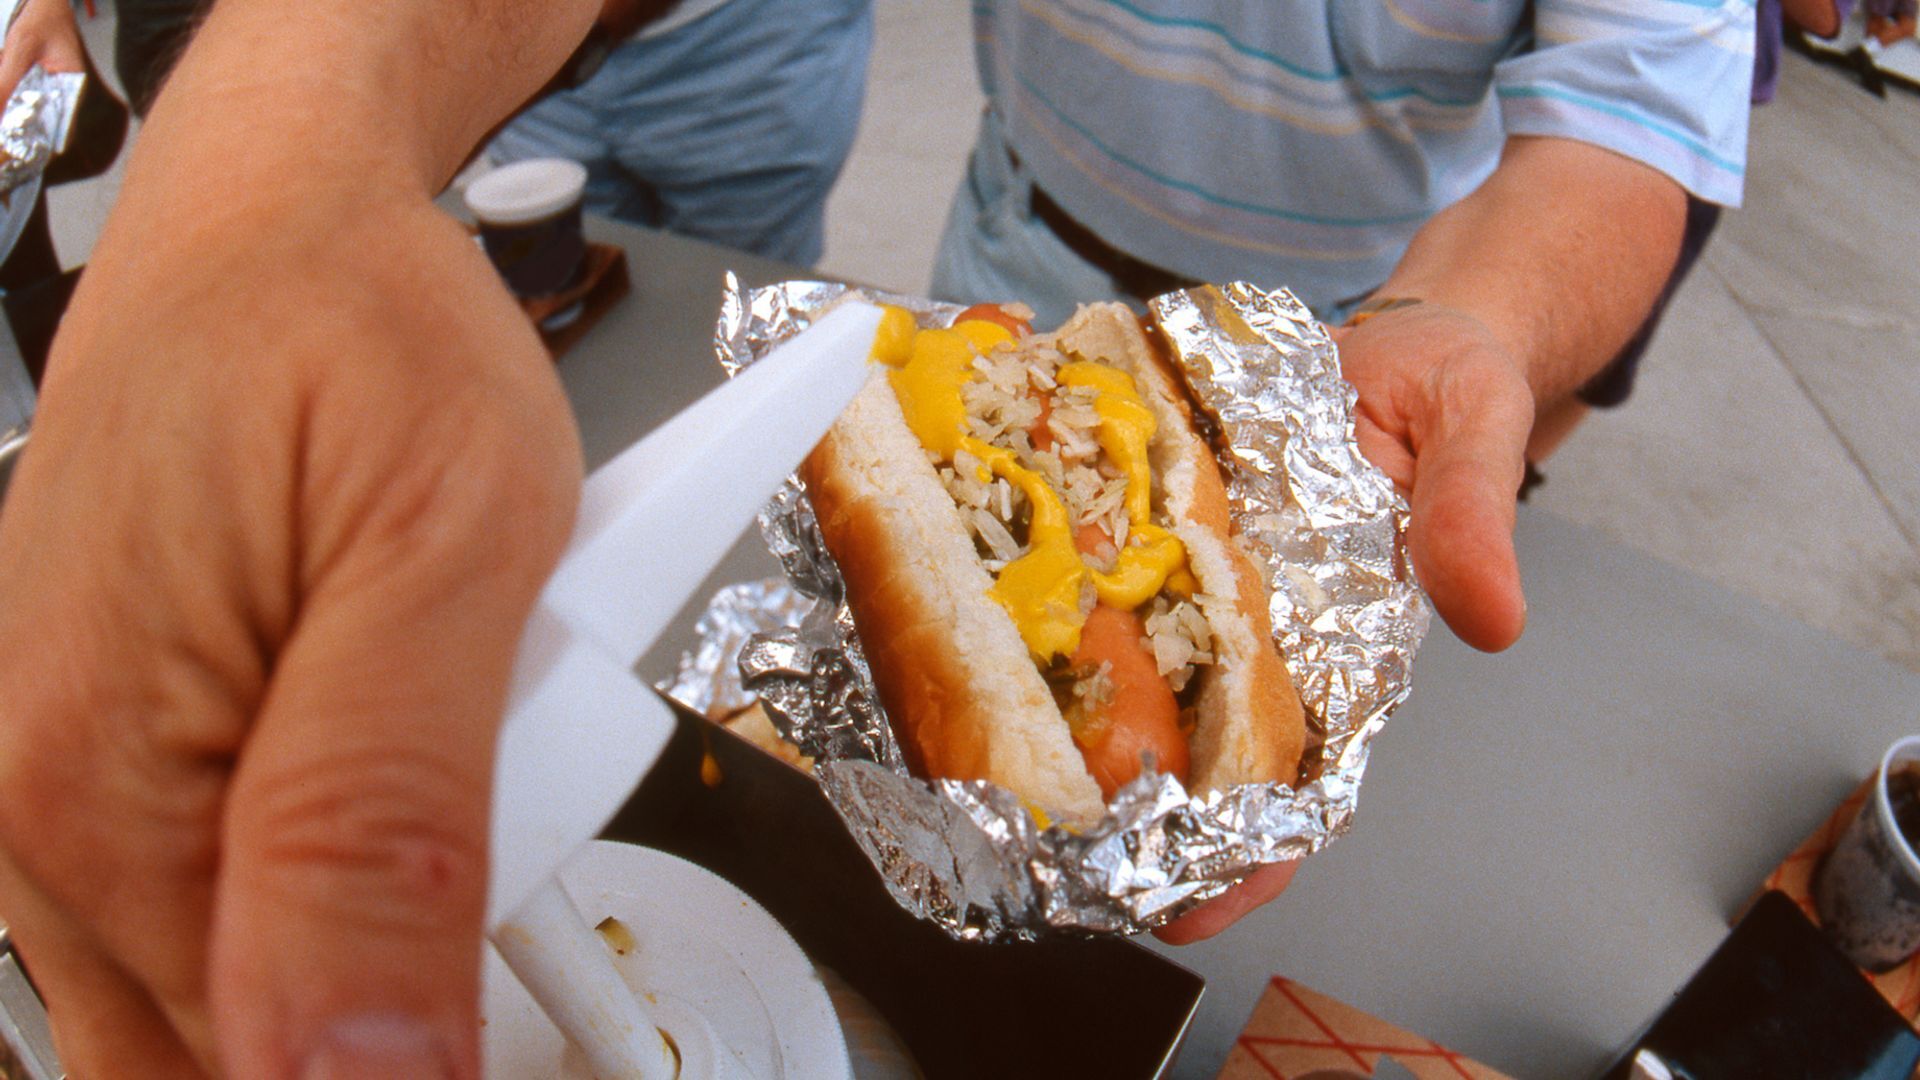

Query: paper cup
left=1814, top=734, right=1920, bottom=971
left=464, top=158, right=589, bottom=298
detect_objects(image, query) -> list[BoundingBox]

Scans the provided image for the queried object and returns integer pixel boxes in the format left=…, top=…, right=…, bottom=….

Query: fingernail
left=302, top=1014, right=455, bottom=1080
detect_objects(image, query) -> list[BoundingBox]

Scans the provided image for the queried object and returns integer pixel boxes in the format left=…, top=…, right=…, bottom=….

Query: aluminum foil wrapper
left=1, top=66, right=83, bottom=197
left=666, top=275, right=1430, bottom=940
left=661, top=579, right=815, bottom=720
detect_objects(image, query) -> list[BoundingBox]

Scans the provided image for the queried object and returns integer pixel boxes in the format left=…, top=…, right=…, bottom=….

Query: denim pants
left=489, top=0, right=874, bottom=267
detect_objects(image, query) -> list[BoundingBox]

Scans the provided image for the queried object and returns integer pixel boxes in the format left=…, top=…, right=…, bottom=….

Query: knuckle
left=235, top=746, right=487, bottom=933
left=306, top=377, right=578, bottom=589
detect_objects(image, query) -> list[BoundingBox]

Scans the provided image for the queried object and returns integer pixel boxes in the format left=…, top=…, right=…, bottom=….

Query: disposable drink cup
left=464, top=158, right=589, bottom=299
left=1815, top=734, right=1920, bottom=971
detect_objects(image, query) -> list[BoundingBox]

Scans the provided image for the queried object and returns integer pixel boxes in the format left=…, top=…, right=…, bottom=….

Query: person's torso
left=977, top=0, right=1530, bottom=312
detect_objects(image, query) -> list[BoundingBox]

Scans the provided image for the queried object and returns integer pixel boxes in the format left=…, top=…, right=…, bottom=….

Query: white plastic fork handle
left=491, top=879, right=676, bottom=1080
left=486, top=300, right=884, bottom=924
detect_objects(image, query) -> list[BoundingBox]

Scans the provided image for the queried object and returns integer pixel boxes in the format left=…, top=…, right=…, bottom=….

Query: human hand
left=1145, top=303, right=1532, bottom=944
left=1333, top=302, right=1533, bottom=652
left=0, top=188, right=582, bottom=1075
left=1153, top=860, right=1299, bottom=945
left=0, top=0, right=84, bottom=100
left=1152, top=302, right=1532, bottom=944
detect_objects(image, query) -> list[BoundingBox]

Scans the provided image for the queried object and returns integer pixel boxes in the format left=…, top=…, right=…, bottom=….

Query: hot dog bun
left=801, top=302, right=1306, bottom=823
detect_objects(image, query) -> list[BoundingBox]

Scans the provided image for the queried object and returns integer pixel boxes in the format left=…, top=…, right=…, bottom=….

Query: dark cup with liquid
left=1815, top=735, right=1920, bottom=971
left=463, top=158, right=589, bottom=299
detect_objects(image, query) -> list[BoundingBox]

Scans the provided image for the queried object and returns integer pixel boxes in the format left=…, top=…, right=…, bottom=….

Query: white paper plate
left=482, top=842, right=851, bottom=1080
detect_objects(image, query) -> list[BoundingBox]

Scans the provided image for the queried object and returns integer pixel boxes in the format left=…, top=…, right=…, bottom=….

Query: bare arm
left=1375, top=136, right=1686, bottom=411
left=0, top=1, right=597, bottom=1075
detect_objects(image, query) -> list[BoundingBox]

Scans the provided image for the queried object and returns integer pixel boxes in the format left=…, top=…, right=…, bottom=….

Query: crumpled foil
left=1, top=66, right=83, bottom=197
left=664, top=275, right=1431, bottom=940
left=661, top=579, right=815, bottom=721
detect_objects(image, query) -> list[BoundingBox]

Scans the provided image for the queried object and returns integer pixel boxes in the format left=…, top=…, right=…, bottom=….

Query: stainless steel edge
left=0, top=425, right=23, bottom=506
left=0, top=924, right=60, bottom=1080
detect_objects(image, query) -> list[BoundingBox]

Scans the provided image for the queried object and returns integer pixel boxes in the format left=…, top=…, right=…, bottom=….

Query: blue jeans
left=938, top=109, right=1685, bottom=409
left=489, top=0, right=873, bottom=266
left=930, top=110, right=1138, bottom=332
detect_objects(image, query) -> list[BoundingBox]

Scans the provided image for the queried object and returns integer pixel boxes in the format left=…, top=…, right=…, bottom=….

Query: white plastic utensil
left=484, top=843, right=853, bottom=1080
left=486, top=300, right=882, bottom=1077
left=489, top=298, right=883, bottom=920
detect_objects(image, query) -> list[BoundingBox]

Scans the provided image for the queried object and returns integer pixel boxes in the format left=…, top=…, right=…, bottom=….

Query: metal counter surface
left=563, top=215, right=1920, bottom=1079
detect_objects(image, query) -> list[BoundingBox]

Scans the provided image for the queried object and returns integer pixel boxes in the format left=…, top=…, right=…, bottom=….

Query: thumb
left=1406, top=391, right=1531, bottom=652
left=209, top=438, right=576, bottom=1078
left=213, top=613, right=500, bottom=1079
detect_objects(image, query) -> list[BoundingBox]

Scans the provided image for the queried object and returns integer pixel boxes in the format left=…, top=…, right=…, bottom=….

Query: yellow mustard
left=880, top=309, right=1192, bottom=660
left=870, top=304, right=918, bottom=367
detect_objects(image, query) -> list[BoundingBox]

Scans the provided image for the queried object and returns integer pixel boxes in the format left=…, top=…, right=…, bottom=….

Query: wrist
left=1351, top=295, right=1528, bottom=388
left=148, top=0, right=596, bottom=194
left=1341, top=295, right=1424, bottom=328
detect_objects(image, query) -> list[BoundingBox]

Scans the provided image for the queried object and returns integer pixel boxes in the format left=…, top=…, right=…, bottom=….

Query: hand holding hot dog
left=1151, top=304, right=1533, bottom=946
left=1321, top=137, right=1688, bottom=655
left=1333, top=303, right=1534, bottom=653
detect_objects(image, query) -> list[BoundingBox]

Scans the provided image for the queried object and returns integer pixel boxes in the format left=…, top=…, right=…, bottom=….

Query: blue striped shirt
left=975, top=0, right=1756, bottom=313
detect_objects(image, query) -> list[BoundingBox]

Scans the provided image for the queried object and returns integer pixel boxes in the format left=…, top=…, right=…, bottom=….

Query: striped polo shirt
left=974, top=0, right=1756, bottom=313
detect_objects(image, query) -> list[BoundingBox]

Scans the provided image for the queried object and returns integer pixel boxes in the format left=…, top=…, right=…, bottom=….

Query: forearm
left=1374, top=135, right=1687, bottom=409
left=95, top=0, right=596, bottom=255
left=56, top=0, right=597, bottom=387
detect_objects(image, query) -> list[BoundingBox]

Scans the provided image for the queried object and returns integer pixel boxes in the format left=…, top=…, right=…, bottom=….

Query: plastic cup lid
left=465, top=158, right=589, bottom=226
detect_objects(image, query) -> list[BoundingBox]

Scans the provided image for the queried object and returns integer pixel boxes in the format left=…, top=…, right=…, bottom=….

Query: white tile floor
left=44, top=2, right=1920, bottom=678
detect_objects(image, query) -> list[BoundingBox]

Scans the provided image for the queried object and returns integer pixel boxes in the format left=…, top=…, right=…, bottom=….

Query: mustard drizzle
left=874, top=310, right=1192, bottom=661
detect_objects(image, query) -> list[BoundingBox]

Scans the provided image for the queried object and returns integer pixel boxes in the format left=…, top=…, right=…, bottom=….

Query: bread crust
left=801, top=372, right=1108, bottom=821
left=801, top=304, right=1306, bottom=822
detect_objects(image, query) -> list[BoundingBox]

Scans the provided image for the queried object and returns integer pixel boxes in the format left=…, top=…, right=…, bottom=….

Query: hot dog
left=801, top=300, right=1306, bottom=823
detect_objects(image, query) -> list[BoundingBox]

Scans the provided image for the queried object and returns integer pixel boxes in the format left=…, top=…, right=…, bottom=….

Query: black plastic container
left=1596, top=891, right=1920, bottom=1080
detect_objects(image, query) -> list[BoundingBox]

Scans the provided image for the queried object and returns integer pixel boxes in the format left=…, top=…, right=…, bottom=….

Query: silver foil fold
left=1, top=66, right=83, bottom=197
left=668, top=275, right=1431, bottom=940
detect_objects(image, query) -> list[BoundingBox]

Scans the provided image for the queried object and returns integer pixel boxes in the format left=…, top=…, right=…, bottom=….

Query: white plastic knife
left=485, top=300, right=881, bottom=1078
left=489, top=299, right=882, bottom=923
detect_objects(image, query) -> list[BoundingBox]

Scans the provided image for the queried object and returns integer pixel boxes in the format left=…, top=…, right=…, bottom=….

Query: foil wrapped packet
left=1, top=66, right=83, bottom=197
left=665, top=277, right=1430, bottom=941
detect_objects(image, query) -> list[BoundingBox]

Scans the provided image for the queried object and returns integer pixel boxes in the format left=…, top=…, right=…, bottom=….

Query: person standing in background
left=932, top=1, right=1754, bottom=664
left=485, top=0, right=874, bottom=265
